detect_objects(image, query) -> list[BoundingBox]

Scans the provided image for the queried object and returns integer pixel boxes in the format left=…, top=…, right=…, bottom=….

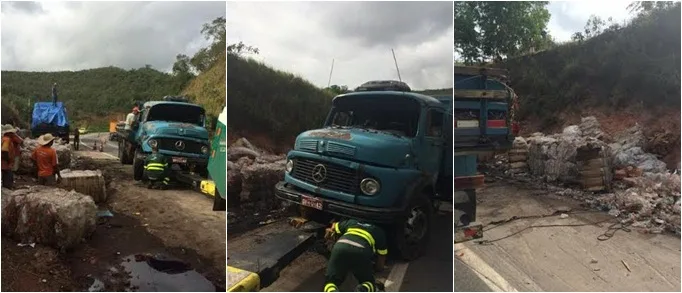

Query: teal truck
left=117, top=96, right=211, bottom=184
left=453, top=66, right=518, bottom=243
left=274, top=80, right=453, bottom=260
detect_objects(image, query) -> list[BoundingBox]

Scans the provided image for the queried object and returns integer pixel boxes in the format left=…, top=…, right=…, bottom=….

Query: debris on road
left=227, top=137, right=286, bottom=204
left=1, top=186, right=97, bottom=250
left=621, top=260, right=631, bottom=272
left=482, top=116, right=681, bottom=235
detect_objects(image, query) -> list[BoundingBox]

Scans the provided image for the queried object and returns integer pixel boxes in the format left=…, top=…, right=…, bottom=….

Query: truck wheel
left=394, top=192, right=433, bottom=261
left=133, top=149, right=144, bottom=181
left=212, top=188, right=226, bottom=211
left=118, top=140, right=127, bottom=164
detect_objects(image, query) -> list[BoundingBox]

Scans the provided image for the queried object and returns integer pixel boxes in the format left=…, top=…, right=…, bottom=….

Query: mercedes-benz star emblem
left=311, top=164, right=327, bottom=183
left=175, top=140, right=185, bottom=150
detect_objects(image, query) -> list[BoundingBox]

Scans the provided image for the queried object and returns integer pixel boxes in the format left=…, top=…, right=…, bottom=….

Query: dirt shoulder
left=2, top=153, right=226, bottom=291
left=459, top=179, right=681, bottom=291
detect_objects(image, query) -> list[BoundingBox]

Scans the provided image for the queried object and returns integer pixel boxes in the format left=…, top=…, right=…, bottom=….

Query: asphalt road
left=453, top=180, right=681, bottom=292
left=77, top=132, right=119, bottom=158
left=257, top=204, right=455, bottom=292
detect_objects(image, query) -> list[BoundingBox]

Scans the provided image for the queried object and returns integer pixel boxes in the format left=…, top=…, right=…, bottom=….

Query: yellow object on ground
left=228, top=266, right=260, bottom=292
left=200, top=180, right=216, bottom=197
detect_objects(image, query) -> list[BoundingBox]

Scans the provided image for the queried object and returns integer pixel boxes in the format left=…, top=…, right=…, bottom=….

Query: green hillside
left=182, top=53, right=226, bottom=118
left=502, top=3, right=680, bottom=127
left=226, top=53, right=334, bottom=147
left=1, top=67, right=183, bottom=130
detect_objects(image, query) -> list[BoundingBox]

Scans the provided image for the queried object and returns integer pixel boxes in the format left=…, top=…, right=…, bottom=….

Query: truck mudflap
left=454, top=222, right=483, bottom=243
left=227, top=220, right=321, bottom=290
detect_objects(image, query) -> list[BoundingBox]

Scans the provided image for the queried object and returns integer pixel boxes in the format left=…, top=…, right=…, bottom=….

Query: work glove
left=324, top=227, right=335, bottom=241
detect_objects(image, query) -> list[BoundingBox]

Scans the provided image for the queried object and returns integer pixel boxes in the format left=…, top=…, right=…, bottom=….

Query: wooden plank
left=454, top=66, right=508, bottom=77
left=453, top=89, right=509, bottom=99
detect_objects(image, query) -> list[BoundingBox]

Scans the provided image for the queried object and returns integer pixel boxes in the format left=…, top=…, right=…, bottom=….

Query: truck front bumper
left=274, top=181, right=403, bottom=223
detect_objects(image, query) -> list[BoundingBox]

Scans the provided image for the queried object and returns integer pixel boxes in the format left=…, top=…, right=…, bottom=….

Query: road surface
left=237, top=203, right=455, bottom=292
left=77, top=132, right=119, bottom=158
left=454, top=179, right=680, bottom=292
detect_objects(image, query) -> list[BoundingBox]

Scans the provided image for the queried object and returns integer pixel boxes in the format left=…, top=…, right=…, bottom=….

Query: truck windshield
left=146, top=104, right=205, bottom=126
left=327, top=95, right=420, bottom=137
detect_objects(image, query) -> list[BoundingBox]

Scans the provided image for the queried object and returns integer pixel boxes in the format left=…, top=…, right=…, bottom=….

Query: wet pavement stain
left=120, top=254, right=216, bottom=292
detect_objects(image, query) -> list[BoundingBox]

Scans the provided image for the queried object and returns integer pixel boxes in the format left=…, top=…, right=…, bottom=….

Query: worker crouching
left=324, top=219, right=388, bottom=292
left=144, top=145, right=170, bottom=189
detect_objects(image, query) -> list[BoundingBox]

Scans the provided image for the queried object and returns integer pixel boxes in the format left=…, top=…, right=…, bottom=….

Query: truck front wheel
left=133, top=149, right=144, bottom=181
left=394, top=192, right=433, bottom=261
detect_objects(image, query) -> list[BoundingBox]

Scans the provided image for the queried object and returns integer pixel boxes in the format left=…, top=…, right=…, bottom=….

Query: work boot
left=355, top=282, right=376, bottom=292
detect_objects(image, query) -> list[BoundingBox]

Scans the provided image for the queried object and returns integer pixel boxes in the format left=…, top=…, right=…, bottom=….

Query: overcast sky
left=1, top=1, right=225, bottom=72
left=547, top=1, right=632, bottom=42
left=227, top=2, right=453, bottom=91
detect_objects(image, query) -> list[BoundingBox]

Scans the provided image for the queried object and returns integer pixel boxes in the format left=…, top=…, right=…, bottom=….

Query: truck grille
left=157, top=138, right=204, bottom=154
left=292, top=158, right=358, bottom=194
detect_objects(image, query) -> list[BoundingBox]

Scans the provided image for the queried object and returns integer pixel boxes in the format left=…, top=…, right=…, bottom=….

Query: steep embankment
left=226, top=53, right=333, bottom=153
left=0, top=67, right=184, bottom=131
left=503, top=4, right=681, bottom=167
left=182, top=53, right=226, bottom=119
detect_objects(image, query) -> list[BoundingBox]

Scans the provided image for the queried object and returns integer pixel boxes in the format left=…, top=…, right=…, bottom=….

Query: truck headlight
left=360, top=178, right=380, bottom=195
left=285, top=159, right=294, bottom=173
left=201, top=145, right=209, bottom=154
left=148, top=139, right=158, bottom=148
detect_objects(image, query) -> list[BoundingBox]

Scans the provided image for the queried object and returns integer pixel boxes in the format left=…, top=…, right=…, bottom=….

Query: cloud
left=1, top=1, right=226, bottom=72
left=227, top=1, right=453, bottom=90
left=547, top=1, right=632, bottom=42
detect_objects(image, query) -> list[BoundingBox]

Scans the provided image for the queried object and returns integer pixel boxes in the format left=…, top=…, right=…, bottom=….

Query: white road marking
left=77, top=137, right=119, bottom=159
left=454, top=243, right=518, bottom=292
left=384, top=262, right=409, bottom=292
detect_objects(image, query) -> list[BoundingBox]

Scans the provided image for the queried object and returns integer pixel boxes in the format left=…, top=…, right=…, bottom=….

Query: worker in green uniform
left=323, top=219, right=388, bottom=292
left=143, top=144, right=170, bottom=189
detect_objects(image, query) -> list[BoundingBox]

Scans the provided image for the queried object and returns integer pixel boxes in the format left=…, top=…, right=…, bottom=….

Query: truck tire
left=133, top=149, right=144, bottom=181
left=213, top=187, right=226, bottom=211
left=394, top=192, right=433, bottom=261
left=118, top=140, right=127, bottom=164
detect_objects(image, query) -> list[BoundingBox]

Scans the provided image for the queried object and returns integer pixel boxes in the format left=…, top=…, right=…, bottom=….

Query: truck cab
left=118, top=96, right=211, bottom=181
left=275, top=80, right=452, bottom=260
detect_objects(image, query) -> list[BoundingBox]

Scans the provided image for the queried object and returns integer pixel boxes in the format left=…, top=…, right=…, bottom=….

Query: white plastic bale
left=1, top=186, right=97, bottom=251
left=58, top=169, right=107, bottom=203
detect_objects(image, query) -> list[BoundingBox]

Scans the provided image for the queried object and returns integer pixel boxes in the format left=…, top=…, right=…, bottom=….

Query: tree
left=227, top=41, right=259, bottom=55
left=571, top=15, right=623, bottom=42
left=454, top=1, right=552, bottom=65
left=325, top=85, right=349, bottom=95
left=628, top=1, right=678, bottom=16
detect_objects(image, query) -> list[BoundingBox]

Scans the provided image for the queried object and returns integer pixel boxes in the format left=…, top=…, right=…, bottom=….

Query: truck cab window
left=427, top=109, right=444, bottom=137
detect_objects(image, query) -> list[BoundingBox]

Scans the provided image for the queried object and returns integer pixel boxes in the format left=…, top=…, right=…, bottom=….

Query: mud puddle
left=87, top=254, right=216, bottom=292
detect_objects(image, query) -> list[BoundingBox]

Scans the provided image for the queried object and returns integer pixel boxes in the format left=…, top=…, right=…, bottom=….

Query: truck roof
left=335, top=91, right=446, bottom=108
left=143, top=100, right=205, bottom=109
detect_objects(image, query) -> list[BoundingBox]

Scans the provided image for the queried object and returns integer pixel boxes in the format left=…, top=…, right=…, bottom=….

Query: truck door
left=420, top=108, right=445, bottom=180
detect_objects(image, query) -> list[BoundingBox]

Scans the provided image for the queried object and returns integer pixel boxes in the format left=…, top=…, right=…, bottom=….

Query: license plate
left=456, top=120, right=479, bottom=128
left=301, top=195, right=323, bottom=210
left=172, top=157, right=187, bottom=163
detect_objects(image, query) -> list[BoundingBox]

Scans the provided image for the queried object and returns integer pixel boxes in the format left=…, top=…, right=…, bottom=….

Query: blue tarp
left=31, top=102, right=69, bottom=128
